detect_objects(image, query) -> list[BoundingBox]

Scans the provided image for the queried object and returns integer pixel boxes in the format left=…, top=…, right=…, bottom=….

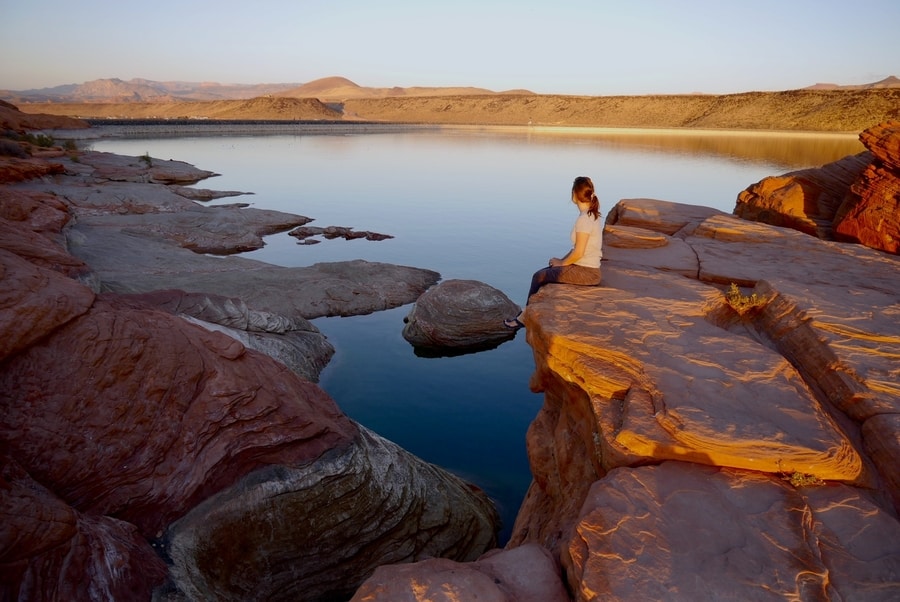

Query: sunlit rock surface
left=507, top=198, right=900, bottom=600
left=834, top=120, right=900, bottom=253
left=736, top=119, right=900, bottom=254
left=401, top=279, right=521, bottom=353
left=567, top=462, right=900, bottom=601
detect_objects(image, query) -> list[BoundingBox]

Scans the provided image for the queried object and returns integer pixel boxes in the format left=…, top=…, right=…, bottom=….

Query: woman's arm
left=550, top=232, right=589, bottom=267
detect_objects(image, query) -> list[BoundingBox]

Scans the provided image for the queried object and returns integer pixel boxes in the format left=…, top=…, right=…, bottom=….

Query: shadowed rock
left=401, top=279, right=521, bottom=354
left=0, top=456, right=168, bottom=601
left=167, top=426, right=500, bottom=602
left=289, top=224, right=394, bottom=244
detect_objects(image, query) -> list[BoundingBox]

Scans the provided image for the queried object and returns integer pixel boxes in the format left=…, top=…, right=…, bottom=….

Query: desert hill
left=13, top=87, right=899, bottom=133
left=279, top=76, right=532, bottom=101
left=0, top=78, right=303, bottom=104
left=0, top=76, right=525, bottom=105
left=803, top=75, right=900, bottom=90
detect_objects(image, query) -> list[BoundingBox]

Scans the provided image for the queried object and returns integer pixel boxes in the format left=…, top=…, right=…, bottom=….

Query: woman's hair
left=572, top=176, right=600, bottom=220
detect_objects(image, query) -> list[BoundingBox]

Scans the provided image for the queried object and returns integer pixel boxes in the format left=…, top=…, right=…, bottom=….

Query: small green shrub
left=725, top=282, right=764, bottom=314
left=23, top=132, right=55, bottom=148
left=140, top=152, right=153, bottom=167
left=784, top=471, right=824, bottom=488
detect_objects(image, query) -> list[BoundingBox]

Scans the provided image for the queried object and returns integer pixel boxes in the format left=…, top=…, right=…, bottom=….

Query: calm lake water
left=89, top=126, right=863, bottom=543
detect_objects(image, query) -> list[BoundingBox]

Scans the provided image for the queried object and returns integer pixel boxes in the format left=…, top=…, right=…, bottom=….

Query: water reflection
left=443, top=125, right=864, bottom=170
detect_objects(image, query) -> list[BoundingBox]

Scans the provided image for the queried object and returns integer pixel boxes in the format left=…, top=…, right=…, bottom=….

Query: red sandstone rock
left=0, top=146, right=496, bottom=600
left=510, top=198, right=900, bottom=599
left=350, top=543, right=568, bottom=602
left=565, top=462, right=900, bottom=601
left=0, top=188, right=71, bottom=233
left=860, top=119, right=900, bottom=168
left=834, top=160, right=900, bottom=253
left=0, top=293, right=358, bottom=536
left=736, top=120, right=900, bottom=255
left=0, top=248, right=94, bottom=361
left=0, top=456, right=168, bottom=601
left=734, top=153, right=870, bottom=238
left=0, top=157, right=66, bottom=184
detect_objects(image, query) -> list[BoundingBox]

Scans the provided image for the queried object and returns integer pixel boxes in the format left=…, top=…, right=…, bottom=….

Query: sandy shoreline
left=53, top=121, right=863, bottom=141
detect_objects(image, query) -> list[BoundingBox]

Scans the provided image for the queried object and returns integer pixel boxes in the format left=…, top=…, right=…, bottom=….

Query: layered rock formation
left=514, top=199, right=900, bottom=599
left=0, top=133, right=497, bottom=600
left=356, top=199, right=900, bottom=600
left=736, top=120, right=900, bottom=254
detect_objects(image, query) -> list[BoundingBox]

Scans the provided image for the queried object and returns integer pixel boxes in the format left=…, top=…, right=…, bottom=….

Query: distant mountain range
left=1, top=75, right=896, bottom=104
left=0, top=76, right=533, bottom=104
left=803, top=76, right=900, bottom=90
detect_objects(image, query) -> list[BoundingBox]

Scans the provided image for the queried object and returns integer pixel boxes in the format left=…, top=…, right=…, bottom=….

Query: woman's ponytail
left=573, top=176, right=601, bottom=220
left=588, top=192, right=600, bottom=220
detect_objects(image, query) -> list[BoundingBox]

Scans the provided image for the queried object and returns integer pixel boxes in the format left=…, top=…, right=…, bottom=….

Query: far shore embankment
left=14, top=87, right=900, bottom=133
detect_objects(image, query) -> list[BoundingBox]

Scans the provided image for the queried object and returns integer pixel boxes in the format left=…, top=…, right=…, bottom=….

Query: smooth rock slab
left=166, top=426, right=501, bottom=602
left=66, top=224, right=441, bottom=319
left=116, top=289, right=335, bottom=382
left=525, top=267, right=863, bottom=482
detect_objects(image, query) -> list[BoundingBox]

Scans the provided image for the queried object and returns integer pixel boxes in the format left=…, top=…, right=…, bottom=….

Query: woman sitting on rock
left=504, top=175, right=603, bottom=329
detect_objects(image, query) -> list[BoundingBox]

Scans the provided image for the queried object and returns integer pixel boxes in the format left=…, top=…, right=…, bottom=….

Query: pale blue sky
left=1, top=0, right=897, bottom=95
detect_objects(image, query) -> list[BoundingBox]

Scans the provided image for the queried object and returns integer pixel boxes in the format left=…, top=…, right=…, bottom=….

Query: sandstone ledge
left=509, top=199, right=900, bottom=600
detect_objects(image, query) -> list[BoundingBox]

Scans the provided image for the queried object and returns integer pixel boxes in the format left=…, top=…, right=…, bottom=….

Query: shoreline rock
left=1, top=115, right=502, bottom=601
left=736, top=120, right=900, bottom=254
left=507, top=198, right=900, bottom=600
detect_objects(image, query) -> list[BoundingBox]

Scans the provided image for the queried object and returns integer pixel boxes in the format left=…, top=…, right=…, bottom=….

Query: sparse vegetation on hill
left=7, top=78, right=899, bottom=132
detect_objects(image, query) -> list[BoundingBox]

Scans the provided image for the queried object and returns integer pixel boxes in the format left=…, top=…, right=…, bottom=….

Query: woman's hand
left=550, top=233, right=589, bottom=268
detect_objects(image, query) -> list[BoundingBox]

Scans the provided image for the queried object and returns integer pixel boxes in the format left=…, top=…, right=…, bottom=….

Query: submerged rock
left=401, top=279, right=521, bottom=354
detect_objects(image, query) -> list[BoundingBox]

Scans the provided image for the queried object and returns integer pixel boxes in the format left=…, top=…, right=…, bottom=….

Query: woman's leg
left=508, top=265, right=600, bottom=329
left=527, top=265, right=600, bottom=301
